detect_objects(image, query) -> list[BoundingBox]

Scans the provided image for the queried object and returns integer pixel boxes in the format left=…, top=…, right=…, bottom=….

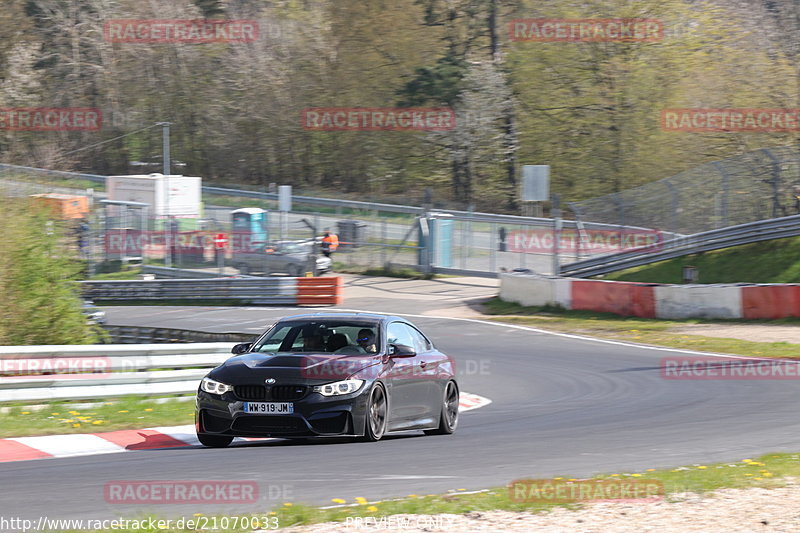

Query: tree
left=0, top=197, right=97, bottom=345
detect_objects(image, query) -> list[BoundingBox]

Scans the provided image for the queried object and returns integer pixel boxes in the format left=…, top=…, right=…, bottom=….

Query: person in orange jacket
left=321, top=228, right=339, bottom=258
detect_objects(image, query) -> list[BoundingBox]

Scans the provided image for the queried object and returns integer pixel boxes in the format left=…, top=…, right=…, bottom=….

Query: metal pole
left=381, top=219, right=387, bottom=268
left=158, top=122, right=171, bottom=176
left=552, top=194, right=561, bottom=276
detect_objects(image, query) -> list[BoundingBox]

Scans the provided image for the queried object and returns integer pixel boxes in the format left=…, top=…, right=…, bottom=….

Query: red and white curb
left=0, top=392, right=490, bottom=464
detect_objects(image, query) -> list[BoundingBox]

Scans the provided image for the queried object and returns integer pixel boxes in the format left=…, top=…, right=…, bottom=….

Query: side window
left=408, top=326, right=432, bottom=353
left=386, top=322, right=415, bottom=349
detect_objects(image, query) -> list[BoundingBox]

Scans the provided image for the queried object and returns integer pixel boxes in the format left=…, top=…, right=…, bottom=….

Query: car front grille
left=234, top=384, right=308, bottom=401
left=234, top=385, right=268, bottom=401
left=270, top=385, right=308, bottom=401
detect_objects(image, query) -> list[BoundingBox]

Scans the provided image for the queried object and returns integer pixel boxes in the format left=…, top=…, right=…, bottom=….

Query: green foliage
left=0, top=198, right=97, bottom=345
left=4, top=0, right=800, bottom=212
left=604, top=236, right=800, bottom=284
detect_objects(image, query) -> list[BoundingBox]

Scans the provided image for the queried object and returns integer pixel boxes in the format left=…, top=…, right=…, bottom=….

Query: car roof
left=277, top=312, right=404, bottom=324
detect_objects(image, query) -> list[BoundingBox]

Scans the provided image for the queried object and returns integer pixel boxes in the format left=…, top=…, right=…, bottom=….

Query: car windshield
left=279, top=243, right=305, bottom=254
left=251, top=320, right=380, bottom=354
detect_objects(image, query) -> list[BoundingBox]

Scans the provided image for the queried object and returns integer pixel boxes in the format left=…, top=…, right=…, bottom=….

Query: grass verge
left=0, top=395, right=194, bottom=438
left=603, top=235, right=800, bottom=284
left=89, top=268, right=143, bottom=281
left=53, top=451, right=800, bottom=532
left=482, top=297, right=800, bottom=359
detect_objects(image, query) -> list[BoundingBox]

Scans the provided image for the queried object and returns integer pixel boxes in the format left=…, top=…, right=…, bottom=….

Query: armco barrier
left=0, top=343, right=233, bottom=402
left=80, top=276, right=343, bottom=305
left=500, top=273, right=800, bottom=320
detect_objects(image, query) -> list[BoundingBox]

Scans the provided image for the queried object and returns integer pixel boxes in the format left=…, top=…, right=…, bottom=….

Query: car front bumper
left=195, top=386, right=370, bottom=438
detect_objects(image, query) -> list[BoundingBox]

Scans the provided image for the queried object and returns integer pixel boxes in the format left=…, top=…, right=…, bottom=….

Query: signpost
left=214, top=233, right=228, bottom=275
left=521, top=165, right=550, bottom=217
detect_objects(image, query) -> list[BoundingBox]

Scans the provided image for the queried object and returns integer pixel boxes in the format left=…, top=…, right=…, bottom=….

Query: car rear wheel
left=424, top=380, right=459, bottom=435
left=288, top=265, right=303, bottom=277
left=197, top=433, right=233, bottom=448
left=362, top=383, right=387, bottom=442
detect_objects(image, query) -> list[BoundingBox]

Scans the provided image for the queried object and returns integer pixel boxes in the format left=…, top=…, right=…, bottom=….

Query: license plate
left=243, top=402, right=294, bottom=414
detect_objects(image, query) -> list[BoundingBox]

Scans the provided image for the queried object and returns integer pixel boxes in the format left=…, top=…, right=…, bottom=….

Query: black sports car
left=195, top=313, right=459, bottom=447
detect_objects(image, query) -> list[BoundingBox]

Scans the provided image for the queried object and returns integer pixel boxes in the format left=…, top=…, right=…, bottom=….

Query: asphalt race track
left=3, top=306, right=800, bottom=523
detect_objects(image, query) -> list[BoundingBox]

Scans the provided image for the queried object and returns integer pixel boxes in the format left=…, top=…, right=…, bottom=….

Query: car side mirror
left=388, top=343, right=416, bottom=358
left=231, top=343, right=252, bottom=355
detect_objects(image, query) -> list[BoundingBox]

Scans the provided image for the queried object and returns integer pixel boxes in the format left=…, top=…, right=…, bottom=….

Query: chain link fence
left=570, top=146, right=800, bottom=235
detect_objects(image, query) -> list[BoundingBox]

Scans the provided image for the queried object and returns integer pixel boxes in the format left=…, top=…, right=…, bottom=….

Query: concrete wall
left=499, top=274, right=797, bottom=320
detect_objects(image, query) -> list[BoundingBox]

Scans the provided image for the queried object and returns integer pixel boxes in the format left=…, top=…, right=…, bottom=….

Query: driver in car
left=356, top=329, right=377, bottom=354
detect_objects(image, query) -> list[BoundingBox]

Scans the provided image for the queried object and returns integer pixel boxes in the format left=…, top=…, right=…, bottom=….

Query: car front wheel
left=361, top=383, right=387, bottom=442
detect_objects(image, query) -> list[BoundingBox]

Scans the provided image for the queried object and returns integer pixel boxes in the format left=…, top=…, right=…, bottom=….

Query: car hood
left=209, top=352, right=380, bottom=384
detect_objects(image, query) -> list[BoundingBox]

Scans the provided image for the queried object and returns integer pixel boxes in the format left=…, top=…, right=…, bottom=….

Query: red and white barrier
left=500, top=274, right=797, bottom=320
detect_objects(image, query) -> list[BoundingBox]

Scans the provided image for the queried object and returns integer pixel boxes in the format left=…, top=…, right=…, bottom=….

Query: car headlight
left=201, top=377, right=234, bottom=395
left=313, top=379, right=364, bottom=397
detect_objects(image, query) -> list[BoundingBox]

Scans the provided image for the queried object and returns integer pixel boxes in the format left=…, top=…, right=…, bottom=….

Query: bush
left=0, top=198, right=98, bottom=345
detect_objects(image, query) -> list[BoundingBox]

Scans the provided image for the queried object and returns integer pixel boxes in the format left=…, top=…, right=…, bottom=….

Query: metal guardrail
left=561, top=213, right=800, bottom=278
left=0, top=343, right=235, bottom=402
left=141, top=265, right=262, bottom=279
left=103, top=325, right=258, bottom=344
left=80, top=276, right=343, bottom=305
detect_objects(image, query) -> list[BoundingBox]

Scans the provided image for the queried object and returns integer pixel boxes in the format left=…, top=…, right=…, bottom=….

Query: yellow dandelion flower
left=72, top=423, right=81, bottom=428
left=92, top=420, right=104, bottom=425
left=367, top=506, right=378, bottom=512
left=646, top=469, right=655, bottom=472
left=745, top=474, right=753, bottom=476
left=764, top=472, right=774, bottom=477
left=354, top=497, right=368, bottom=504
left=697, top=466, right=707, bottom=470
left=610, top=474, right=620, bottom=477
left=283, top=502, right=293, bottom=507
left=755, top=477, right=763, bottom=481
left=144, top=408, right=153, bottom=412
left=51, top=412, right=59, bottom=415
left=553, top=477, right=562, bottom=480
left=193, top=513, right=203, bottom=517
left=408, top=494, right=418, bottom=498
left=631, top=473, right=642, bottom=477
left=21, top=411, right=30, bottom=415
left=269, top=512, right=276, bottom=516
left=331, top=498, right=346, bottom=504
left=118, top=410, right=129, bottom=413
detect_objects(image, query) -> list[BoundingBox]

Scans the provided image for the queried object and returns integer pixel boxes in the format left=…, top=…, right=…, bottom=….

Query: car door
left=405, top=324, right=444, bottom=422
left=384, top=321, right=431, bottom=430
